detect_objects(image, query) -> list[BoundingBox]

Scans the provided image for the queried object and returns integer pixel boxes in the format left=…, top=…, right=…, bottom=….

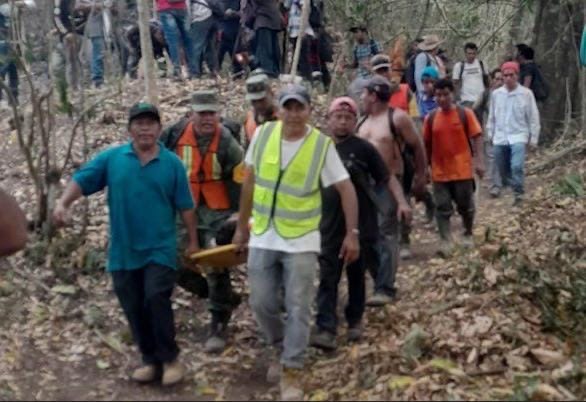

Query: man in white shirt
left=233, top=84, right=359, bottom=401
left=453, top=42, right=490, bottom=122
left=486, top=61, right=540, bottom=205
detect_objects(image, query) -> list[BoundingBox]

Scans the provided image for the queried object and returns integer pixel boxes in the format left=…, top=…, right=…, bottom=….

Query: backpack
left=406, top=52, right=430, bottom=93
left=530, top=64, right=549, bottom=101
left=426, top=106, right=475, bottom=157
left=458, top=59, right=490, bottom=89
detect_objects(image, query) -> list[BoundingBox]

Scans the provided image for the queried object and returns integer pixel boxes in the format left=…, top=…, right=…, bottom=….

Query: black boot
left=436, top=216, right=455, bottom=257
left=204, top=312, right=229, bottom=354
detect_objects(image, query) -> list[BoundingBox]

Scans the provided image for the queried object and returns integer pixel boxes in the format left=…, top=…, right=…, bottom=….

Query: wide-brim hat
left=418, top=34, right=444, bottom=51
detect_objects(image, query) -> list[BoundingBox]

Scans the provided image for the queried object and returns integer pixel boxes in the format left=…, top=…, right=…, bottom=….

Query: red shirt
left=157, top=0, right=187, bottom=12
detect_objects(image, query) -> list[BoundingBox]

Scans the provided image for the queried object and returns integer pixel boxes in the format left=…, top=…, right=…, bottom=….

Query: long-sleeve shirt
left=486, top=84, right=541, bottom=146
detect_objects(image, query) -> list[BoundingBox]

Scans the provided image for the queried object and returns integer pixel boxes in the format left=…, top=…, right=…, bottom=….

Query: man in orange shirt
left=423, top=79, right=485, bottom=256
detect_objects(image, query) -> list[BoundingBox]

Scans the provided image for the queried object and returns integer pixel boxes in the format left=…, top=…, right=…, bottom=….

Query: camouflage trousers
left=177, top=205, right=241, bottom=324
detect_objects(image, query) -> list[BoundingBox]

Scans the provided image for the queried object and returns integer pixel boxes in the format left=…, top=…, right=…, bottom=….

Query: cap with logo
left=246, top=74, right=270, bottom=101
left=128, top=102, right=161, bottom=124
left=192, top=90, right=220, bottom=113
left=278, top=84, right=311, bottom=107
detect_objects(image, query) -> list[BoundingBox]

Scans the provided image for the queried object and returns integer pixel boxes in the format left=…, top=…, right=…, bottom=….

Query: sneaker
left=162, top=360, right=185, bottom=386
left=347, top=324, right=363, bottom=343
left=131, top=364, right=157, bottom=383
left=399, top=246, right=412, bottom=260
left=204, top=322, right=227, bottom=354
left=266, top=361, right=281, bottom=384
left=489, top=187, right=501, bottom=198
left=280, top=368, right=304, bottom=401
left=437, top=239, right=455, bottom=258
left=366, top=293, right=394, bottom=307
left=310, top=329, right=337, bottom=350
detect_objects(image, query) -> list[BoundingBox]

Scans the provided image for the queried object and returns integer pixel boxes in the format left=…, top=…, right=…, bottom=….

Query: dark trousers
left=316, top=241, right=376, bottom=334
left=372, top=187, right=399, bottom=297
left=219, top=23, right=241, bottom=74
left=111, top=264, right=179, bottom=365
left=254, top=28, right=280, bottom=77
left=433, top=179, right=475, bottom=235
left=0, top=42, right=18, bottom=102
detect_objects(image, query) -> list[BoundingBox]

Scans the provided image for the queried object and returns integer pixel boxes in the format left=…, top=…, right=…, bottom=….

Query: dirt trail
left=0, top=173, right=523, bottom=401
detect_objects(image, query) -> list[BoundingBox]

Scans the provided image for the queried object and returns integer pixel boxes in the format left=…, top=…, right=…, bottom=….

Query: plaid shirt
left=353, top=39, right=381, bottom=78
left=285, top=0, right=314, bottom=38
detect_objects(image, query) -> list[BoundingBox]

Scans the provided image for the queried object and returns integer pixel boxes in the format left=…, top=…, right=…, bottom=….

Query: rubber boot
left=461, top=212, right=475, bottom=249
left=436, top=216, right=455, bottom=257
left=204, top=312, right=229, bottom=354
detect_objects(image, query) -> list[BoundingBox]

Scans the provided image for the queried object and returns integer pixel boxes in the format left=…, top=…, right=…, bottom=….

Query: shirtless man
left=357, top=75, right=427, bottom=305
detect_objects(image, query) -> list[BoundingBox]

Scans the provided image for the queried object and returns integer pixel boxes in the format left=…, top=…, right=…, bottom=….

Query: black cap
left=365, top=75, right=393, bottom=98
left=128, top=102, right=161, bottom=124
left=278, top=84, right=311, bottom=107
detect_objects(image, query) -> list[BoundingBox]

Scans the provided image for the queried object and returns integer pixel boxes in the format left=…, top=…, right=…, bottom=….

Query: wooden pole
left=290, top=0, right=311, bottom=78
left=137, top=0, right=159, bottom=105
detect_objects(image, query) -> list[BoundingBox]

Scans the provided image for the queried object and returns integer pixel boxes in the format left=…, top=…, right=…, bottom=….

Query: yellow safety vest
left=252, top=121, right=331, bottom=239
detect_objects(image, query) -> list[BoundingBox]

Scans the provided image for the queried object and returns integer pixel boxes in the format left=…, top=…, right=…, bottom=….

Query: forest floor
left=0, top=77, right=584, bottom=401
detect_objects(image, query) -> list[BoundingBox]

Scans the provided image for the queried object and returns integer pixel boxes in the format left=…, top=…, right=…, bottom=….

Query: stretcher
left=188, top=244, right=248, bottom=269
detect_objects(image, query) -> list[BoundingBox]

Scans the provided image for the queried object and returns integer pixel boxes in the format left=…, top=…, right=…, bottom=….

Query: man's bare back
left=358, top=111, right=403, bottom=176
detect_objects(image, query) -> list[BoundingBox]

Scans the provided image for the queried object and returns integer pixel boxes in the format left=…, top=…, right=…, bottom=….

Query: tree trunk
left=137, top=0, right=159, bottom=105
left=532, top=0, right=584, bottom=143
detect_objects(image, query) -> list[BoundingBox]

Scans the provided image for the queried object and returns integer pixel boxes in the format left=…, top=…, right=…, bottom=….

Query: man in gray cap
left=243, top=74, right=278, bottom=147
left=232, top=84, right=359, bottom=400
left=161, top=90, right=245, bottom=354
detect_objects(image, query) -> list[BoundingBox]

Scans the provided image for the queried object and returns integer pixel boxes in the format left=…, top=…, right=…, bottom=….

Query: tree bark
left=137, top=0, right=159, bottom=105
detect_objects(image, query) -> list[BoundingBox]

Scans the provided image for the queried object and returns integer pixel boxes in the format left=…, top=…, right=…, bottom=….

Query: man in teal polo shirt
left=53, top=102, right=198, bottom=386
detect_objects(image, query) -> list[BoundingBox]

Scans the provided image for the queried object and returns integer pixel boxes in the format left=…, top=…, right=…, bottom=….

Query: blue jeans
left=493, top=143, right=527, bottom=196
left=90, top=36, right=105, bottom=86
left=247, top=248, right=317, bottom=369
left=484, top=141, right=503, bottom=192
left=372, top=187, right=399, bottom=297
left=190, top=17, right=218, bottom=76
left=159, top=9, right=197, bottom=76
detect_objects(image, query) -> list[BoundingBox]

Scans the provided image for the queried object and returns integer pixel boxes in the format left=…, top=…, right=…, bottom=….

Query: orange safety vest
left=176, top=122, right=230, bottom=210
left=389, top=83, right=410, bottom=112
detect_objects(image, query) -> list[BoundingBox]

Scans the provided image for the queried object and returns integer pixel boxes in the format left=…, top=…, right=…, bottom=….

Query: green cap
left=192, top=90, right=220, bottom=113
left=128, top=102, right=160, bottom=124
left=246, top=74, right=270, bottom=101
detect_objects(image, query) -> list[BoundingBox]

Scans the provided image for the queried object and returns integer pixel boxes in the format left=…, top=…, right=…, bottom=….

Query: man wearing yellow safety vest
left=162, top=90, right=245, bottom=354
left=233, top=84, right=359, bottom=401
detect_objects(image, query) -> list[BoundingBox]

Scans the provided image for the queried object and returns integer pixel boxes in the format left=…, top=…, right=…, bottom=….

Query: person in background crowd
left=515, top=44, right=549, bottom=103
left=284, top=0, right=321, bottom=84
left=233, top=84, right=359, bottom=400
left=0, top=0, right=36, bottom=103
left=486, top=61, right=540, bottom=204
left=247, top=0, right=282, bottom=78
left=243, top=73, right=278, bottom=147
left=190, top=0, right=222, bottom=78
left=0, top=188, right=28, bottom=257
left=52, top=0, right=83, bottom=91
left=156, top=0, right=198, bottom=79
left=312, top=97, right=411, bottom=350
left=414, top=34, right=444, bottom=97
left=125, top=19, right=168, bottom=79
left=423, top=79, right=484, bottom=256
left=218, top=0, right=241, bottom=76
left=417, top=66, right=439, bottom=118
left=452, top=42, right=490, bottom=123
left=53, top=103, right=198, bottom=386
left=346, top=25, right=381, bottom=79
left=371, top=54, right=419, bottom=118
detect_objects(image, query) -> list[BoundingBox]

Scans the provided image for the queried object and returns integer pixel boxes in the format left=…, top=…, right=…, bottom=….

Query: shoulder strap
left=479, top=59, right=490, bottom=87
left=456, top=106, right=475, bottom=156
left=370, top=39, right=378, bottom=55
left=388, top=107, right=397, bottom=139
left=426, top=109, right=437, bottom=157
left=458, top=60, right=465, bottom=81
left=356, top=115, right=368, bottom=133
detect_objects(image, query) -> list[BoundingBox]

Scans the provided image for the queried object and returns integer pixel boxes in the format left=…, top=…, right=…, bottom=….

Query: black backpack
left=308, top=0, right=323, bottom=29
left=406, top=52, right=430, bottom=93
left=457, top=59, right=490, bottom=89
left=530, top=64, right=549, bottom=101
left=426, top=106, right=475, bottom=157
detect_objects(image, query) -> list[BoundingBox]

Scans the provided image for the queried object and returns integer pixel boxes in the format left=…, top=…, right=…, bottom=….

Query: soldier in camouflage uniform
left=161, top=90, right=244, bottom=354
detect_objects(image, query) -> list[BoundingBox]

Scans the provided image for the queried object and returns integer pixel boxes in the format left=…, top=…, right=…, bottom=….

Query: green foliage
left=553, top=173, right=584, bottom=197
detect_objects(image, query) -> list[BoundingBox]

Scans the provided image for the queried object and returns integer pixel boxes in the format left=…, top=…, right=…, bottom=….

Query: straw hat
left=418, top=34, right=444, bottom=51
